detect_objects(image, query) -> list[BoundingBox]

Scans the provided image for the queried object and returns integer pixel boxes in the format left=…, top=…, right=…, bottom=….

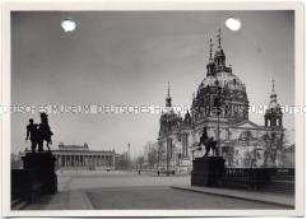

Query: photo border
left=1, top=0, right=304, bottom=217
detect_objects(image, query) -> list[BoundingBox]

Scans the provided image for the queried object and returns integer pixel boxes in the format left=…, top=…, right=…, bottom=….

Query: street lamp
left=214, top=85, right=223, bottom=156
left=165, top=116, right=170, bottom=176
left=166, top=139, right=169, bottom=176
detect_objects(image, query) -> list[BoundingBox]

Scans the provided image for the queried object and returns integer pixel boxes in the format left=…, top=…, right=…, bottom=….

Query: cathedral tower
left=206, top=38, right=215, bottom=76
left=214, top=28, right=226, bottom=72
left=264, top=78, right=283, bottom=127
left=165, top=81, right=172, bottom=107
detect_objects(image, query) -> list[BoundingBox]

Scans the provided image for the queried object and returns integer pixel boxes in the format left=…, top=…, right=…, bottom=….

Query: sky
left=11, top=11, right=294, bottom=156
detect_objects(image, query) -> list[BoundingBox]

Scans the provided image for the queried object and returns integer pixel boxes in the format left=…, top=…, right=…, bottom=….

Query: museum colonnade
left=53, top=152, right=116, bottom=170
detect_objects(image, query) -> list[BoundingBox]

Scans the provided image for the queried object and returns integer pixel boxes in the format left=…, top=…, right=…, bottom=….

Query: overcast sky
left=11, top=11, right=294, bottom=156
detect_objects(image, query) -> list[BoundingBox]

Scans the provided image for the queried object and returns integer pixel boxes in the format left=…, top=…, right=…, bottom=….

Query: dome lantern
left=165, top=81, right=172, bottom=108
left=214, top=28, right=226, bottom=71
left=206, top=38, right=215, bottom=76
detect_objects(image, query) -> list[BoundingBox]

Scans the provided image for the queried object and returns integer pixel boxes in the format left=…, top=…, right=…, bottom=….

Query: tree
left=115, top=152, right=132, bottom=170
left=135, top=156, right=145, bottom=170
left=148, top=148, right=158, bottom=169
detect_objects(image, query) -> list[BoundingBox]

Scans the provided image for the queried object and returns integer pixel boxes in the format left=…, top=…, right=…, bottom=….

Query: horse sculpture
left=198, top=128, right=218, bottom=156
left=37, top=112, right=53, bottom=152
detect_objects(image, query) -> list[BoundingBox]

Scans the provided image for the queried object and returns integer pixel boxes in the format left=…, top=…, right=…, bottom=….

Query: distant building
left=158, top=29, right=289, bottom=172
left=143, top=141, right=159, bottom=169
left=52, top=143, right=116, bottom=170
left=115, top=151, right=132, bottom=170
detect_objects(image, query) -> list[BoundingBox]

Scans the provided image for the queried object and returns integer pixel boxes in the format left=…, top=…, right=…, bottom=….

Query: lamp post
left=214, top=85, right=223, bottom=156
left=157, top=143, right=160, bottom=170
left=166, top=138, right=169, bottom=176
left=166, top=116, right=171, bottom=176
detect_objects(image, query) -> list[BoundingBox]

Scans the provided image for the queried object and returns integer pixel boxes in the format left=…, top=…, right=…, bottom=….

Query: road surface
left=53, top=170, right=289, bottom=210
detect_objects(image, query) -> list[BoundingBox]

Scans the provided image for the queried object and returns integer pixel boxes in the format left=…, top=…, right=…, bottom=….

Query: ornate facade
left=52, top=143, right=116, bottom=170
left=158, top=29, right=286, bottom=171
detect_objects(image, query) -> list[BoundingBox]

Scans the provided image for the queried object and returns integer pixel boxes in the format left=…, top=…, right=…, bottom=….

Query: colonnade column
left=52, top=152, right=118, bottom=170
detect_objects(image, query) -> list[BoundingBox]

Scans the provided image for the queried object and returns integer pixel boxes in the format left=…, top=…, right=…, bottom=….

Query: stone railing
left=221, top=168, right=295, bottom=190
left=221, top=168, right=270, bottom=190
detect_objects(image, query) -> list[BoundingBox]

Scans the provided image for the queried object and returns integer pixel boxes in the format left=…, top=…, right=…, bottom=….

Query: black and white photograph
left=1, top=1, right=305, bottom=217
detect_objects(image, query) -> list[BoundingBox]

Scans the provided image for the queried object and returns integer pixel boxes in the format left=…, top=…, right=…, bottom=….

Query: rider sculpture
left=26, top=112, right=53, bottom=152
left=197, top=127, right=218, bottom=156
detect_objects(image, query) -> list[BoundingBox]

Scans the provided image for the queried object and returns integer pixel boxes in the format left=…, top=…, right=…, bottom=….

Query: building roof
left=58, top=144, right=89, bottom=151
left=231, top=120, right=263, bottom=129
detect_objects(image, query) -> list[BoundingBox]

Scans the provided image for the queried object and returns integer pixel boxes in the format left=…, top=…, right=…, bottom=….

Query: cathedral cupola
left=214, top=28, right=226, bottom=71
left=264, top=78, right=283, bottom=128
left=269, top=78, right=278, bottom=109
left=159, top=82, right=183, bottom=138
left=184, top=110, right=192, bottom=126
left=206, top=38, right=215, bottom=76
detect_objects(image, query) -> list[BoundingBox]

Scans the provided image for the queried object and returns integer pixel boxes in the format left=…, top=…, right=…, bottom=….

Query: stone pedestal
left=22, top=151, right=58, bottom=194
left=191, top=156, right=225, bottom=187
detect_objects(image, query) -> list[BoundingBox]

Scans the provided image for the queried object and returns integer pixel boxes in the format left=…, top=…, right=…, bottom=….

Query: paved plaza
left=86, top=186, right=287, bottom=210
left=22, top=170, right=293, bottom=210
left=60, top=170, right=190, bottom=191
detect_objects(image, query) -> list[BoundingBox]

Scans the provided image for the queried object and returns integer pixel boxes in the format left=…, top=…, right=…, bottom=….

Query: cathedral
left=157, top=29, right=285, bottom=172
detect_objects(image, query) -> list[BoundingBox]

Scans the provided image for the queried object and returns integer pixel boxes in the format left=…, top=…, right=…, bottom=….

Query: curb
left=80, top=190, right=95, bottom=210
left=171, top=186, right=294, bottom=208
left=67, top=190, right=95, bottom=210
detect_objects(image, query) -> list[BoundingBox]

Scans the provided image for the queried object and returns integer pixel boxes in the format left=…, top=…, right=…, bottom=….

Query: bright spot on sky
left=225, top=18, right=241, bottom=31
left=61, top=18, right=77, bottom=32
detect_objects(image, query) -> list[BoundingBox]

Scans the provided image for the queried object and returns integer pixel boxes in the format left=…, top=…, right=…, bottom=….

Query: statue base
left=22, top=151, right=57, bottom=194
left=191, top=156, right=225, bottom=187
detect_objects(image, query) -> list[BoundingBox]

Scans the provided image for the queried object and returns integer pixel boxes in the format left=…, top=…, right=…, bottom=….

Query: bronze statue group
left=26, top=112, right=53, bottom=153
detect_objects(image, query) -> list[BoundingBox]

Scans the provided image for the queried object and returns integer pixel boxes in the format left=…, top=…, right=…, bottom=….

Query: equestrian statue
left=197, top=127, right=218, bottom=156
left=26, top=112, right=53, bottom=152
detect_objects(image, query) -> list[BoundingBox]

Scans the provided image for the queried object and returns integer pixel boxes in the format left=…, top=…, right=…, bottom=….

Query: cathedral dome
left=199, top=71, right=246, bottom=92
left=191, top=30, right=249, bottom=124
left=193, top=71, right=249, bottom=124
